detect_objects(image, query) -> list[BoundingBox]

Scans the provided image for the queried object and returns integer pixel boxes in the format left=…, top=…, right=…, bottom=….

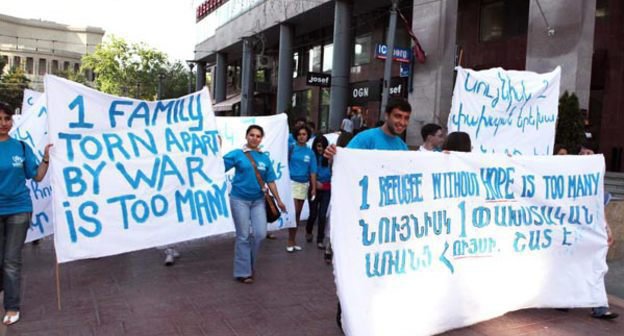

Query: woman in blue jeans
left=305, top=135, right=331, bottom=250
left=0, top=102, right=51, bottom=325
left=224, top=125, right=287, bottom=284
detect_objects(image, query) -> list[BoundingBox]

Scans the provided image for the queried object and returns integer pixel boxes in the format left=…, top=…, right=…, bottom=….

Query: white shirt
left=341, top=118, right=353, bottom=132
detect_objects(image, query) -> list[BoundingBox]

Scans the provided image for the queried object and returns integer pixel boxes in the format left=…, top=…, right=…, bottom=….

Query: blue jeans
left=0, top=212, right=31, bottom=311
left=230, top=196, right=267, bottom=278
left=306, top=189, right=331, bottom=243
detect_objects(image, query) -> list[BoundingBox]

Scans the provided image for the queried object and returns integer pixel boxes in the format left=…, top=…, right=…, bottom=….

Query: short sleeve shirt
left=0, top=138, right=39, bottom=215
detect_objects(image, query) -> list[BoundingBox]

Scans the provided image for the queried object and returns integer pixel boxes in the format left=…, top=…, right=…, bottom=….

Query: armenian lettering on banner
left=448, top=67, right=561, bottom=155
left=216, top=114, right=295, bottom=230
left=10, top=95, right=53, bottom=242
left=21, top=89, right=43, bottom=117
left=331, top=149, right=608, bottom=336
left=45, top=75, right=232, bottom=263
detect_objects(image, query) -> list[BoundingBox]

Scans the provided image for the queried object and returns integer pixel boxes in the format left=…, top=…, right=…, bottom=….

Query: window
left=26, top=57, right=34, bottom=74
left=308, top=45, right=321, bottom=73
left=63, top=61, right=70, bottom=71
left=596, top=0, right=608, bottom=18
left=13, top=56, right=21, bottom=69
left=1, top=55, right=7, bottom=72
left=293, top=52, right=299, bottom=78
left=291, top=89, right=312, bottom=122
left=74, top=63, right=80, bottom=73
left=354, top=34, right=372, bottom=66
left=51, top=60, right=59, bottom=74
left=38, top=58, right=47, bottom=75
left=322, top=43, right=333, bottom=73
left=480, top=0, right=529, bottom=42
left=319, top=88, right=331, bottom=132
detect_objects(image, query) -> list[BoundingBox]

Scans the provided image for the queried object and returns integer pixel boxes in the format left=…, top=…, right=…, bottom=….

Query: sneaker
left=293, top=245, right=303, bottom=251
left=164, top=248, right=176, bottom=266
left=592, top=311, right=619, bottom=320
left=324, top=252, right=332, bottom=264
left=171, top=248, right=180, bottom=258
left=317, top=242, right=325, bottom=249
left=286, top=246, right=295, bottom=253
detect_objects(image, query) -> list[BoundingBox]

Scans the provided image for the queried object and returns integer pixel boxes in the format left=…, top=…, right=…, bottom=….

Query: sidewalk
left=4, top=230, right=622, bottom=336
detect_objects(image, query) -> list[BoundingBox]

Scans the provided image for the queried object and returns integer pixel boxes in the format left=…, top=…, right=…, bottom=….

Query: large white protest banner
left=21, top=89, right=42, bottom=116
left=332, top=149, right=608, bottom=336
left=10, top=95, right=54, bottom=242
left=46, top=75, right=233, bottom=263
left=448, top=67, right=561, bottom=155
left=216, top=114, right=295, bottom=229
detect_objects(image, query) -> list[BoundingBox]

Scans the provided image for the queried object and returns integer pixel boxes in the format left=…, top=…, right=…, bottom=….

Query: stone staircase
left=606, top=172, right=624, bottom=200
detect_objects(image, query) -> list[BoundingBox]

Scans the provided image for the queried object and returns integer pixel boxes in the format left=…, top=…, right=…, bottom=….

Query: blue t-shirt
left=316, top=156, right=331, bottom=183
left=289, top=144, right=317, bottom=183
left=224, top=149, right=277, bottom=201
left=0, top=138, right=39, bottom=215
left=347, top=127, right=408, bottom=151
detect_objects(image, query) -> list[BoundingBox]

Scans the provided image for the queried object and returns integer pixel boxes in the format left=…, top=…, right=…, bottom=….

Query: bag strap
left=244, top=151, right=267, bottom=192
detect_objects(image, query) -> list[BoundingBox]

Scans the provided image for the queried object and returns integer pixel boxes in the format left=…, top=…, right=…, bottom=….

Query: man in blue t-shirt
left=325, top=98, right=411, bottom=155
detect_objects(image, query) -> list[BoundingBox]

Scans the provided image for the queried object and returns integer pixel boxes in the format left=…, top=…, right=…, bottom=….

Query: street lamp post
left=186, top=60, right=195, bottom=94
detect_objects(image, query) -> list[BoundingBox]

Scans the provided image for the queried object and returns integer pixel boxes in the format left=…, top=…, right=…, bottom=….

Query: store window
left=322, top=43, right=333, bottom=73
left=596, top=0, right=608, bottom=18
left=308, top=45, right=321, bottom=73
left=38, top=59, right=47, bottom=75
left=354, top=34, right=371, bottom=66
left=319, top=88, right=331, bottom=132
left=480, top=0, right=529, bottom=42
left=293, top=51, right=300, bottom=78
left=291, top=89, right=312, bottom=123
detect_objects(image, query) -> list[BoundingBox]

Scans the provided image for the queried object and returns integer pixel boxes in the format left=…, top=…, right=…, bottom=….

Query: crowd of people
left=0, top=96, right=619, bottom=327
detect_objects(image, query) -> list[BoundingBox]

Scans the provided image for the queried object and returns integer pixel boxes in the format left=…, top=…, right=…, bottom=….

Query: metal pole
left=240, top=37, right=254, bottom=116
left=196, top=61, right=206, bottom=91
left=215, top=53, right=227, bottom=103
left=186, top=61, right=195, bottom=94
left=381, top=0, right=399, bottom=119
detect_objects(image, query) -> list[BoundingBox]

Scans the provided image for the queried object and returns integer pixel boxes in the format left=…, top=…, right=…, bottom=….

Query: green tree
left=159, top=61, right=194, bottom=99
left=56, top=68, right=88, bottom=85
left=81, top=36, right=168, bottom=100
left=555, top=91, right=585, bottom=154
left=0, top=67, right=30, bottom=111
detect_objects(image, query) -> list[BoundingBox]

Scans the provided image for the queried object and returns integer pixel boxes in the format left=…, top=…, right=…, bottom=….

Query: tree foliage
left=555, top=91, right=585, bottom=154
left=160, top=61, right=194, bottom=100
left=0, top=66, right=30, bottom=112
left=81, top=36, right=168, bottom=100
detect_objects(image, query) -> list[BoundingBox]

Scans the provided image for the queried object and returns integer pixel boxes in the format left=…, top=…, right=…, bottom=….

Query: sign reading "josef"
left=375, top=44, right=411, bottom=63
left=306, top=72, right=331, bottom=87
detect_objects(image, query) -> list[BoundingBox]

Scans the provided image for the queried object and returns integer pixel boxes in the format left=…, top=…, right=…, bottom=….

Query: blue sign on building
left=375, top=44, right=411, bottom=63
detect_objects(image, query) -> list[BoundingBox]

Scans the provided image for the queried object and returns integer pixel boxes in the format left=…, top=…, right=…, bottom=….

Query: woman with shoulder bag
left=223, top=125, right=287, bottom=284
left=0, top=102, right=52, bottom=325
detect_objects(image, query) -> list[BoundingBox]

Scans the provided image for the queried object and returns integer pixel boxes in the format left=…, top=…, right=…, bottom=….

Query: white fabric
left=46, top=75, right=232, bottom=263
left=331, top=148, right=608, bottom=336
left=9, top=95, right=53, bottom=242
left=448, top=66, right=561, bottom=155
left=341, top=118, right=353, bottom=132
left=21, top=89, right=42, bottom=116
left=216, top=114, right=296, bottom=229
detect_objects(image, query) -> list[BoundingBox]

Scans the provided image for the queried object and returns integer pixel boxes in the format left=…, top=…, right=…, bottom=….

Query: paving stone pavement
left=1, top=230, right=621, bottom=336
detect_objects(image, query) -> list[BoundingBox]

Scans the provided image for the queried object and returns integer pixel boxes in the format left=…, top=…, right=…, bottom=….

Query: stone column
left=240, top=38, right=254, bottom=116
left=525, top=0, right=596, bottom=109
left=407, top=0, right=458, bottom=147
left=328, top=0, right=352, bottom=131
left=215, top=52, right=228, bottom=103
left=276, top=24, right=294, bottom=115
left=196, top=61, right=206, bottom=91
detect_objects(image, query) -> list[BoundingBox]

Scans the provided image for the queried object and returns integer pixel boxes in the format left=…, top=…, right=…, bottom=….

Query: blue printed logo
left=303, top=155, right=310, bottom=163
left=258, top=162, right=267, bottom=171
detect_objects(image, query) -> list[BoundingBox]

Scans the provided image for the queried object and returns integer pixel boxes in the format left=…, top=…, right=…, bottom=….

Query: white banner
left=332, top=149, right=608, bottom=336
left=10, top=95, right=53, bottom=242
left=448, top=67, right=561, bottom=155
left=45, top=75, right=233, bottom=263
left=216, top=114, right=295, bottom=229
left=21, top=89, right=42, bottom=116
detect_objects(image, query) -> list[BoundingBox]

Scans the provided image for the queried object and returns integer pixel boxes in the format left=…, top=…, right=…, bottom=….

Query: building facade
left=194, top=0, right=624, bottom=171
left=0, top=13, right=104, bottom=92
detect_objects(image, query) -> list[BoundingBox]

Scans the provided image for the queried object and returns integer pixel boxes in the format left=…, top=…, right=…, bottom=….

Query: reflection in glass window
left=354, top=34, right=371, bottom=66
left=293, top=52, right=299, bottom=78
left=308, top=46, right=321, bottom=73
left=323, top=43, right=333, bottom=73
left=480, top=1, right=504, bottom=42
left=319, top=88, right=331, bottom=132
left=480, top=0, right=529, bottom=42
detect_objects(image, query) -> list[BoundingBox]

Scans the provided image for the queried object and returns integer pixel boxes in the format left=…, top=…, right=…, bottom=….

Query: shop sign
left=375, top=44, right=411, bottom=63
left=306, top=72, right=331, bottom=87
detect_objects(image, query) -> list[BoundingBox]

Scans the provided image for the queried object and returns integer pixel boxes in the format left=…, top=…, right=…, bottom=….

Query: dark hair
left=336, top=132, right=353, bottom=148
left=385, top=98, right=412, bottom=114
left=312, top=135, right=329, bottom=167
left=553, top=143, right=567, bottom=155
left=0, top=101, right=13, bottom=116
left=246, top=124, right=264, bottom=137
left=293, top=117, right=307, bottom=127
left=421, top=123, right=442, bottom=141
left=442, top=132, right=472, bottom=152
left=293, top=125, right=311, bottom=142
left=307, top=121, right=316, bottom=130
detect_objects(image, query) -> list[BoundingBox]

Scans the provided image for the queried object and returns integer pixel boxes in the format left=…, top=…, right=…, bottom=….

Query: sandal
left=3, top=311, right=20, bottom=325
left=592, top=311, right=619, bottom=320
